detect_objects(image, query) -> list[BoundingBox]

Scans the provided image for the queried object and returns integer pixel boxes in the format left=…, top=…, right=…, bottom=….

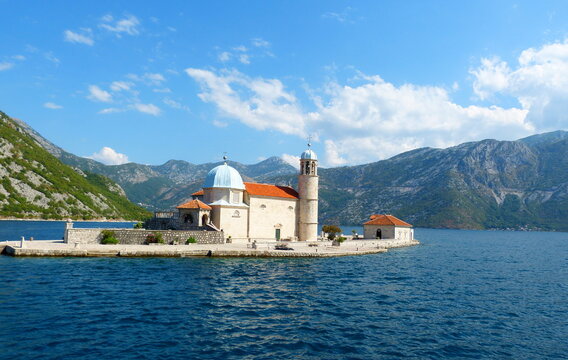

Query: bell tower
left=298, top=142, right=318, bottom=241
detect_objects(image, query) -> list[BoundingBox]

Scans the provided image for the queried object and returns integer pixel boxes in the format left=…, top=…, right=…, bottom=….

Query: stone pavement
left=0, top=238, right=419, bottom=258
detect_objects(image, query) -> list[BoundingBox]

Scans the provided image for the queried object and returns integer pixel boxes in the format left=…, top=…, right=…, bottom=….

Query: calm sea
left=0, top=223, right=567, bottom=359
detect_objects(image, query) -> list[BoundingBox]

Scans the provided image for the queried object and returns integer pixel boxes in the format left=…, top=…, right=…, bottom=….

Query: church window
left=232, top=210, right=240, bottom=218
left=184, top=214, right=194, bottom=224
left=260, top=204, right=266, bottom=210
left=288, top=206, right=294, bottom=211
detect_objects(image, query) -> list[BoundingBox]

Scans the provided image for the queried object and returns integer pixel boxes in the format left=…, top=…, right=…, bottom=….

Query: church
left=164, top=144, right=319, bottom=243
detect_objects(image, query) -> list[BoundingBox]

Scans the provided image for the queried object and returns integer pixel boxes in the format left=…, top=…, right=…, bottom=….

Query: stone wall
left=65, top=228, right=225, bottom=245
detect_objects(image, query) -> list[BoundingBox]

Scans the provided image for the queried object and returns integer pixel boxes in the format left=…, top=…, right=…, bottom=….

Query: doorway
left=202, top=214, right=209, bottom=225
left=275, top=228, right=281, bottom=241
left=376, top=229, right=382, bottom=239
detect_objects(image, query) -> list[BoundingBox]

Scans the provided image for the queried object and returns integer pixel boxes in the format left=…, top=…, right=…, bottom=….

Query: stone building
left=363, top=214, right=414, bottom=241
left=147, top=144, right=319, bottom=243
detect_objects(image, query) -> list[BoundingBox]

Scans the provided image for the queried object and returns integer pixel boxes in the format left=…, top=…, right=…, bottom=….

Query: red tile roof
left=191, top=190, right=204, bottom=196
left=244, top=182, right=299, bottom=199
left=177, top=199, right=212, bottom=210
left=363, top=214, right=412, bottom=227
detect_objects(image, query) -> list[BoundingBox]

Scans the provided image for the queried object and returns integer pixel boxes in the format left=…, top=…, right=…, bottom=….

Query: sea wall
left=340, top=238, right=420, bottom=249
left=65, top=228, right=225, bottom=245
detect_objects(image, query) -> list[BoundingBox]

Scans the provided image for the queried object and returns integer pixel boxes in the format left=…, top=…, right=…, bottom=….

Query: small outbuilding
left=177, top=199, right=212, bottom=227
left=363, top=214, right=414, bottom=241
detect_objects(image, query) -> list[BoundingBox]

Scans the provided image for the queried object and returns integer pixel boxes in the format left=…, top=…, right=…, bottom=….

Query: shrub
left=322, top=225, right=342, bottom=240
left=146, top=233, right=164, bottom=244
left=186, top=237, right=197, bottom=244
left=100, top=230, right=119, bottom=245
left=337, top=236, right=346, bottom=243
left=133, top=221, right=144, bottom=229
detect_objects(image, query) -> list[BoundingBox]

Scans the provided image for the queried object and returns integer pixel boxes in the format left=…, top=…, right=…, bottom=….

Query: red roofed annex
left=363, top=214, right=415, bottom=241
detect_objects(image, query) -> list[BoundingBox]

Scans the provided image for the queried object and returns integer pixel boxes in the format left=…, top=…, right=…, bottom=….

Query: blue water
left=0, top=220, right=136, bottom=241
left=0, top=226, right=567, bottom=359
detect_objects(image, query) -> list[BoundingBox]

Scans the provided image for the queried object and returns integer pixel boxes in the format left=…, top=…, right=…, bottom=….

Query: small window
left=260, top=204, right=266, bottom=210
left=288, top=206, right=294, bottom=211
left=232, top=210, right=240, bottom=218
left=232, top=192, right=239, bottom=203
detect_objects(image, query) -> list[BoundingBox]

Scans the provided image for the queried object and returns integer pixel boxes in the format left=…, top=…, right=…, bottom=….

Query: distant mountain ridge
left=12, top=114, right=568, bottom=231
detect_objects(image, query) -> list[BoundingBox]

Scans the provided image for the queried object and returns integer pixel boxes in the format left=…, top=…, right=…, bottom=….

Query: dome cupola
left=203, top=157, right=245, bottom=190
left=300, top=143, right=317, bottom=160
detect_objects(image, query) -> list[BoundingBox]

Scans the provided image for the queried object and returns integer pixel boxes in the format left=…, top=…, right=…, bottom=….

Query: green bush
left=133, top=221, right=144, bottom=229
left=100, top=229, right=119, bottom=245
left=336, top=236, right=347, bottom=243
left=186, top=237, right=197, bottom=244
left=322, top=225, right=342, bottom=240
left=146, top=233, right=164, bottom=244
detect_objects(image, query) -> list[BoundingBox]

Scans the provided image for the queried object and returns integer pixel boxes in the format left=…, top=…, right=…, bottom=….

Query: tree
left=322, top=225, right=342, bottom=240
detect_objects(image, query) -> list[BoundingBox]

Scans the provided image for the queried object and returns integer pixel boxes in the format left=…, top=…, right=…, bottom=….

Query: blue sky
left=2, top=1, right=568, bottom=167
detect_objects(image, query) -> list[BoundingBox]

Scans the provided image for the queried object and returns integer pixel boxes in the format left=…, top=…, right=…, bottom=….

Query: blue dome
left=301, top=149, right=318, bottom=160
left=203, top=163, right=245, bottom=189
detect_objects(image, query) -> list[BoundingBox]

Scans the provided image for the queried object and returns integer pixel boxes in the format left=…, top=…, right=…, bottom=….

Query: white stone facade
left=363, top=225, right=414, bottom=241
left=247, top=195, right=298, bottom=241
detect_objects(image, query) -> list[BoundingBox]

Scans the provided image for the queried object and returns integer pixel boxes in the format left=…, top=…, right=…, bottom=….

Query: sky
left=2, top=1, right=568, bottom=167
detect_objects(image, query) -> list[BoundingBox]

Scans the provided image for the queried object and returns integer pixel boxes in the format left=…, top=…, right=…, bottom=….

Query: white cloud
left=110, top=81, right=133, bottom=92
left=144, top=73, right=165, bottom=85
left=0, top=62, right=14, bottom=71
left=43, top=102, right=62, bottom=109
left=163, top=98, right=189, bottom=111
left=471, top=39, right=568, bottom=131
left=281, top=153, right=300, bottom=169
left=86, top=146, right=129, bottom=165
left=212, top=119, right=228, bottom=128
left=44, top=52, right=60, bottom=65
left=186, top=68, right=311, bottom=137
left=12, top=55, right=26, bottom=61
left=98, top=107, right=123, bottom=114
left=87, top=85, right=112, bottom=102
left=100, top=15, right=140, bottom=36
left=217, top=39, right=272, bottom=65
left=252, top=38, right=270, bottom=48
left=132, top=103, right=161, bottom=116
left=239, top=54, right=250, bottom=64
left=322, top=7, right=355, bottom=23
left=153, top=88, right=171, bottom=93
left=218, top=51, right=231, bottom=62
left=186, top=67, right=530, bottom=166
left=64, top=29, right=94, bottom=46
left=127, top=73, right=165, bottom=85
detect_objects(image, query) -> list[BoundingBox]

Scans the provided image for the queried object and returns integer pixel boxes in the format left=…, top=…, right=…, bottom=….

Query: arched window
left=184, top=214, right=194, bottom=224
left=260, top=204, right=266, bottom=210
left=232, top=210, right=240, bottom=218
left=288, top=206, right=294, bottom=211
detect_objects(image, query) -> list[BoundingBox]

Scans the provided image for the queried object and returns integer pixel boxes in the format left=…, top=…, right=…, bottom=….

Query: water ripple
left=1, top=229, right=568, bottom=359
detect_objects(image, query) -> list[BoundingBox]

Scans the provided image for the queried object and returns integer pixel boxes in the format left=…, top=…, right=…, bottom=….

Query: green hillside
left=0, top=111, right=150, bottom=220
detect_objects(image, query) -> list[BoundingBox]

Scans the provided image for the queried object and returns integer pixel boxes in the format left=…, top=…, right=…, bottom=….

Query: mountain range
left=5, top=110, right=568, bottom=231
left=0, top=111, right=150, bottom=220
